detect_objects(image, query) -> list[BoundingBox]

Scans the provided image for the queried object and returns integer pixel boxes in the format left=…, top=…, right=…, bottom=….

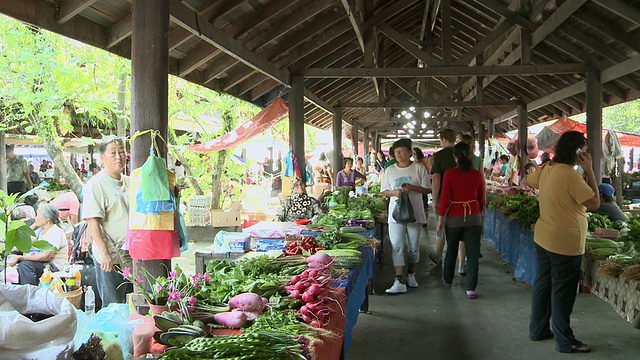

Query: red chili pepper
left=315, top=247, right=325, bottom=251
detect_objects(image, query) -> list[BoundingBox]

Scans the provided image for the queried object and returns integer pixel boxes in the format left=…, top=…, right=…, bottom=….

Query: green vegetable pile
left=587, top=213, right=612, bottom=232
left=369, top=183, right=381, bottom=194
left=489, top=195, right=539, bottom=231
left=315, top=230, right=369, bottom=250
left=204, top=257, right=307, bottom=306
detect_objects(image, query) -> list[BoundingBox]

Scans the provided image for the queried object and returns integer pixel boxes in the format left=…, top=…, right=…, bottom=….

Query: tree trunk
left=0, top=131, right=6, bottom=192
left=210, top=110, right=233, bottom=210
left=33, top=115, right=84, bottom=197
left=173, top=149, right=204, bottom=195
left=116, top=72, right=127, bottom=138
left=211, top=150, right=227, bottom=210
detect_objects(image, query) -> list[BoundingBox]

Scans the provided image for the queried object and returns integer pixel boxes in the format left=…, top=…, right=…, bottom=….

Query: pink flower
left=188, top=296, right=197, bottom=306
left=191, top=278, right=202, bottom=287
left=134, top=276, right=144, bottom=284
left=168, top=289, right=185, bottom=302
left=155, top=284, right=163, bottom=292
left=168, top=271, right=178, bottom=280
left=122, top=267, right=131, bottom=280
left=199, top=273, right=211, bottom=282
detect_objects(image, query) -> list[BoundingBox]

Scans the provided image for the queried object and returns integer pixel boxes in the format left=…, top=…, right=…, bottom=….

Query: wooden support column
left=487, top=118, right=495, bottom=138
left=517, top=105, right=528, bottom=182
left=131, top=0, right=170, bottom=281
left=586, top=70, right=603, bottom=183
left=289, top=76, right=306, bottom=182
left=333, top=108, right=343, bottom=174
left=352, top=121, right=359, bottom=157
left=477, top=120, right=486, bottom=159
left=363, top=127, right=370, bottom=154
left=0, top=131, right=6, bottom=192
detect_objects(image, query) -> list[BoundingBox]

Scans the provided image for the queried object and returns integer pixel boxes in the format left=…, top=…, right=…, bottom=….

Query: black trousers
left=529, top=243, right=582, bottom=352
left=444, top=226, right=482, bottom=291
left=17, top=260, right=49, bottom=285
left=7, top=181, right=25, bottom=196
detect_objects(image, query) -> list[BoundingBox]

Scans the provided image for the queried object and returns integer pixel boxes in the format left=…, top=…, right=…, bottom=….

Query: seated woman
left=276, top=178, right=323, bottom=222
left=335, top=157, right=366, bottom=190
left=7, top=203, right=68, bottom=285
left=595, top=183, right=628, bottom=222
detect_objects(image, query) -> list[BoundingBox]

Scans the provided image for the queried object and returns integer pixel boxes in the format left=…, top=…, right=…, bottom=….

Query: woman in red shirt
left=437, top=142, right=485, bottom=299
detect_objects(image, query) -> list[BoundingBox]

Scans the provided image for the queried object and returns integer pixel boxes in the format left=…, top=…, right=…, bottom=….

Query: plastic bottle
left=85, top=286, right=95, bottom=317
left=40, top=264, right=52, bottom=288
left=74, top=270, right=82, bottom=288
left=329, top=195, right=338, bottom=208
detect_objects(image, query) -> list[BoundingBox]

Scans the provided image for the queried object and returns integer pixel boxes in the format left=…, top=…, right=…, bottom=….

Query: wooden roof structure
left=2, top=0, right=640, bottom=138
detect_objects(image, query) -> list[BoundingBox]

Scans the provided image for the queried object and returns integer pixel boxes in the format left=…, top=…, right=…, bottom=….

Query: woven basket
left=55, top=288, right=83, bottom=309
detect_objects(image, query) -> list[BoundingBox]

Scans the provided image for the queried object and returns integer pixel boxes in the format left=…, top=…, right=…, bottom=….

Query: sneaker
left=458, top=266, right=467, bottom=276
left=406, top=273, right=419, bottom=288
left=466, top=290, right=478, bottom=299
left=385, top=279, right=407, bottom=294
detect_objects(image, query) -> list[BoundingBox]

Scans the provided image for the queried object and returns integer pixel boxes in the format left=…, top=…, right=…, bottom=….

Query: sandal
left=570, top=341, right=591, bottom=353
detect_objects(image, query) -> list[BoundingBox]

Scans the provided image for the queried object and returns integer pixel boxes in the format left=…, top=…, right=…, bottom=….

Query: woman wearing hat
left=380, top=138, right=431, bottom=294
left=595, top=183, right=628, bottom=222
left=276, top=177, right=323, bottom=222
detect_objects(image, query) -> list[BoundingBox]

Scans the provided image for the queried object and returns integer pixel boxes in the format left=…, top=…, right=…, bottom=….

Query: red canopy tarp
left=188, top=97, right=289, bottom=151
left=539, top=117, right=640, bottom=149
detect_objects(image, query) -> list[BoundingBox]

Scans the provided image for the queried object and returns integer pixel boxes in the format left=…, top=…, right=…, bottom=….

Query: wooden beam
left=388, top=78, right=430, bottom=106
left=178, top=43, right=219, bottom=77
left=107, top=13, right=132, bottom=48
left=304, top=89, right=335, bottom=116
left=573, top=11, right=640, bottom=54
left=300, top=63, right=587, bottom=78
left=602, top=55, right=640, bottom=83
left=453, top=20, right=515, bottom=66
left=341, top=0, right=366, bottom=51
left=531, top=0, right=588, bottom=45
left=338, top=100, right=521, bottom=108
left=441, top=0, right=452, bottom=64
left=225, top=0, right=295, bottom=39
left=290, top=76, right=306, bottom=182
left=376, top=23, right=440, bottom=67
left=58, top=0, right=98, bottom=24
left=168, top=27, right=192, bottom=51
left=586, top=70, right=602, bottom=181
left=592, top=0, right=640, bottom=26
left=169, top=0, right=288, bottom=85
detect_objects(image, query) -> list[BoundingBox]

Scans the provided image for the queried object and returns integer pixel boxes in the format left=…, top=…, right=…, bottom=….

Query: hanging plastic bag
left=392, top=192, right=416, bottom=224
left=284, top=151, right=295, bottom=177
left=129, top=168, right=175, bottom=231
left=141, top=151, right=171, bottom=202
left=73, top=303, right=133, bottom=360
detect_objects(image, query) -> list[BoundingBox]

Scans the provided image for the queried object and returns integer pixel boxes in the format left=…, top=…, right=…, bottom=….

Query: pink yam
left=214, top=311, right=247, bottom=329
left=306, top=253, right=332, bottom=265
left=228, top=292, right=267, bottom=312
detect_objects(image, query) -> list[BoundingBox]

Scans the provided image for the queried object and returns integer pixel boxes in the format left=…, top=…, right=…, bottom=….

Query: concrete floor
left=173, top=216, right=640, bottom=360
left=349, top=215, right=640, bottom=360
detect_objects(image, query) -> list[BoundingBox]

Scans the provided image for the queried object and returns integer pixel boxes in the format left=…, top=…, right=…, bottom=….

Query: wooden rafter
left=341, top=0, right=366, bottom=51
left=57, top=0, right=98, bottom=24
left=592, top=0, right=640, bottom=26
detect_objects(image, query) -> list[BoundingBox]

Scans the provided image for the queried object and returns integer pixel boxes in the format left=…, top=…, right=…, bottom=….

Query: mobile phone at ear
left=576, top=148, right=584, bottom=161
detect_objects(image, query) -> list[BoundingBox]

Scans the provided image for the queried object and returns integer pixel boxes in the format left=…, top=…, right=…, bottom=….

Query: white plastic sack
left=0, top=284, right=77, bottom=360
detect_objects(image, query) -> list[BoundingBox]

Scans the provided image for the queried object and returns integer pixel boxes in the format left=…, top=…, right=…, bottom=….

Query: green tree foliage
left=572, top=99, right=640, bottom=134
left=0, top=17, right=120, bottom=196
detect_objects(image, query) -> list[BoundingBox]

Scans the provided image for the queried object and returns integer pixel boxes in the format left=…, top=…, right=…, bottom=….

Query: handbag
left=392, top=192, right=416, bottom=224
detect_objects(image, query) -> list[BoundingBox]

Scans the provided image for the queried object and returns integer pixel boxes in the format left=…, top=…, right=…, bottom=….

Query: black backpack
left=70, top=222, right=92, bottom=265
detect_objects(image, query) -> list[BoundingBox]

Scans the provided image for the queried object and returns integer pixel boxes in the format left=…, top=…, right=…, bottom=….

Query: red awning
left=543, top=117, right=640, bottom=148
left=187, top=97, right=289, bottom=152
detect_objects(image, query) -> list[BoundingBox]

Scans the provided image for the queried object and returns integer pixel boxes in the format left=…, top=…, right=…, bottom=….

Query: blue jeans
left=91, top=254, right=132, bottom=307
left=444, top=226, right=482, bottom=290
left=529, top=243, right=582, bottom=352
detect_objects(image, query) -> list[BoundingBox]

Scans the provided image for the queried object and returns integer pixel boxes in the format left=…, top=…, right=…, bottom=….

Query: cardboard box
left=211, top=201, right=242, bottom=227
left=595, top=228, right=620, bottom=238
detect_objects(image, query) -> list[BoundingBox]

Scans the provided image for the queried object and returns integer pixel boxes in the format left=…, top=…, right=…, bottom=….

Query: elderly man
left=6, top=145, right=33, bottom=195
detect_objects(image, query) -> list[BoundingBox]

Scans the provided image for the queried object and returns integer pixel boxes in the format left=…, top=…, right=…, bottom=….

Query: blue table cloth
left=483, top=207, right=538, bottom=286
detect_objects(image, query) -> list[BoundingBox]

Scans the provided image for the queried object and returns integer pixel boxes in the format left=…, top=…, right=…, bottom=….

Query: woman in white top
left=381, top=138, right=431, bottom=294
left=7, top=202, right=68, bottom=285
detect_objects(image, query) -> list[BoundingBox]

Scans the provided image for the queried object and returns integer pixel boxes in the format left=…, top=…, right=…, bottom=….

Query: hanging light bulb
left=408, top=129, right=414, bottom=134
left=409, top=106, right=415, bottom=111
left=411, top=120, right=417, bottom=125
left=421, top=123, right=427, bottom=129
left=405, top=113, right=412, bottom=119
left=401, top=110, right=407, bottom=115
left=424, top=111, right=430, bottom=118
left=403, top=124, right=408, bottom=129
left=407, top=122, right=415, bottom=129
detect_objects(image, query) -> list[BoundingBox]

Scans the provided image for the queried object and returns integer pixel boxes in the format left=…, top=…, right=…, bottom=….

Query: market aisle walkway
left=349, top=215, right=640, bottom=360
